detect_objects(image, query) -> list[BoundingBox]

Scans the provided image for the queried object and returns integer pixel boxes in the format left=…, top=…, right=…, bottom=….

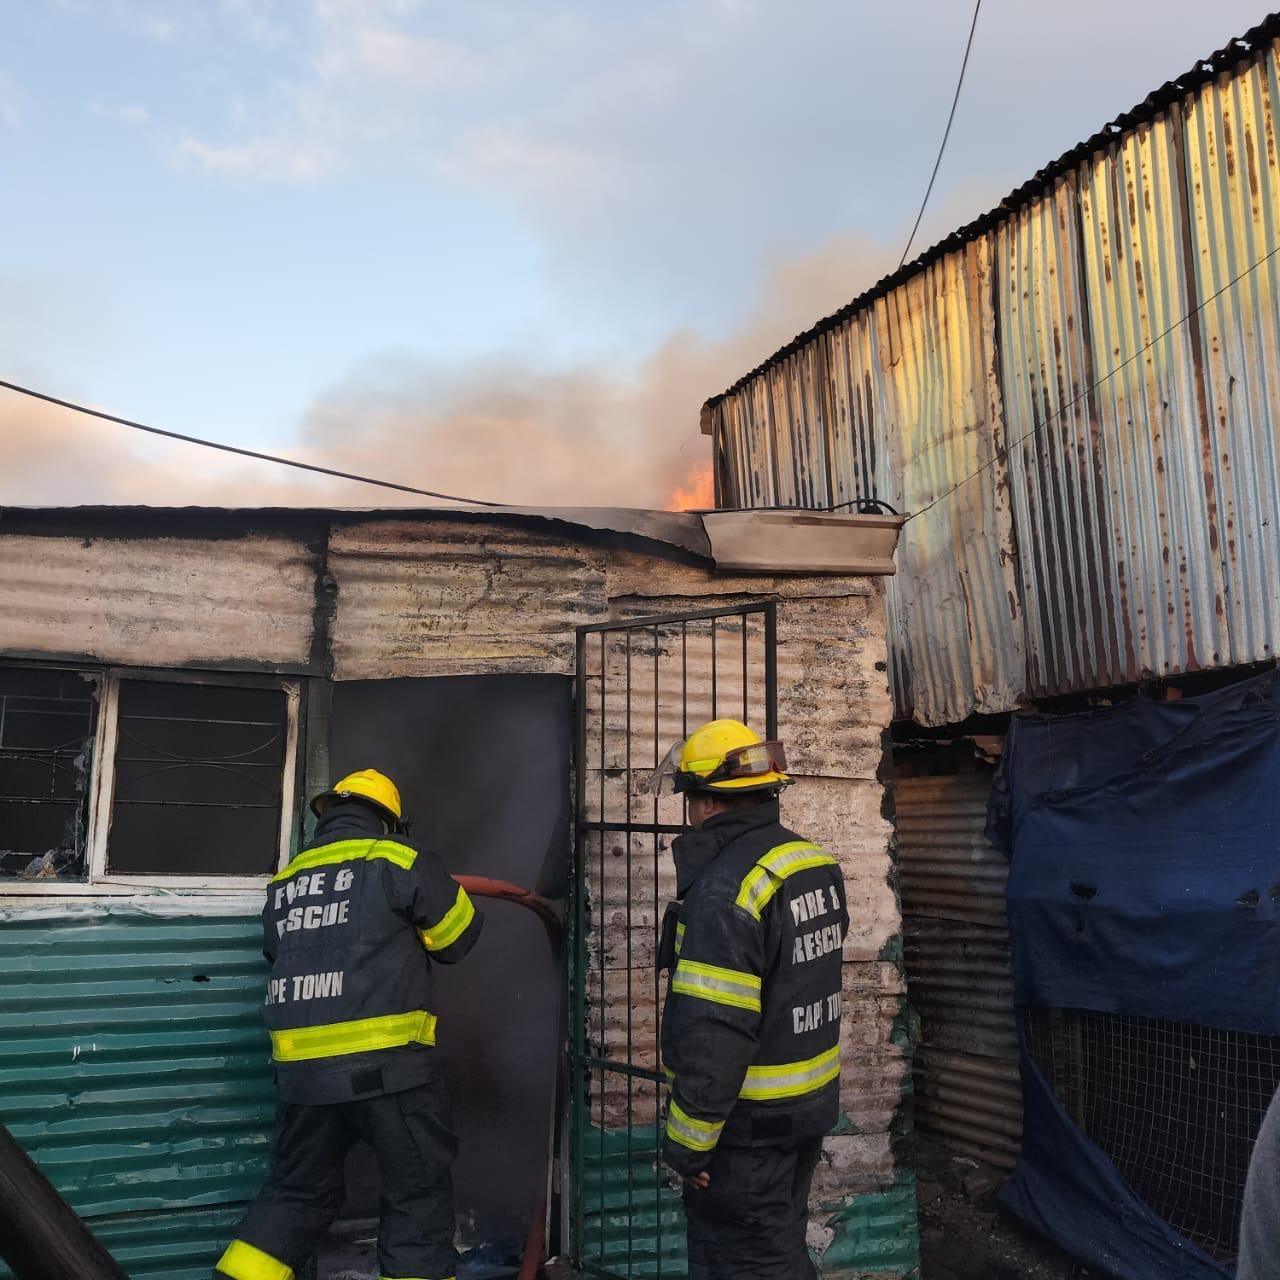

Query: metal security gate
left=570, top=603, right=777, bottom=1278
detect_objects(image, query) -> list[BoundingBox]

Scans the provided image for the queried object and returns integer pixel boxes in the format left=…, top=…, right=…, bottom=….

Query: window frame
left=0, top=663, right=104, bottom=882
left=0, top=661, right=302, bottom=897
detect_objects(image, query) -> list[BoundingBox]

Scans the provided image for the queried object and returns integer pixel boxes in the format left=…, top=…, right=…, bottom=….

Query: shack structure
left=0, top=503, right=911, bottom=1279
left=701, top=12, right=1280, bottom=1272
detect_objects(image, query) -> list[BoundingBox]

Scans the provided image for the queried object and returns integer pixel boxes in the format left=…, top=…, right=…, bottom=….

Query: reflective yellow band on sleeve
left=665, top=1100, right=725, bottom=1153
left=739, top=1044, right=841, bottom=1100
left=735, top=842, right=834, bottom=919
left=419, top=885, right=476, bottom=952
left=272, top=837, right=416, bottom=883
left=216, top=1240, right=294, bottom=1280
left=270, top=1009, right=437, bottom=1062
left=675, top=921, right=685, bottom=957
left=671, top=959, right=762, bottom=1012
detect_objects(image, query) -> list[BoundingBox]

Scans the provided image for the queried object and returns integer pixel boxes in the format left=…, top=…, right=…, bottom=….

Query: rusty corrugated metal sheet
left=707, top=22, right=1280, bottom=725
left=999, top=116, right=1207, bottom=696
left=1183, top=52, right=1280, bottom=664
left=0, top=911, right=272, bottom=1275
left=0, top=533, right=316, bottom=672
left=896, top=772, right=1021, bottom=1169
left=880, top=239, right=1023, bottom=724
left=329, top=518, right=610, bottom=679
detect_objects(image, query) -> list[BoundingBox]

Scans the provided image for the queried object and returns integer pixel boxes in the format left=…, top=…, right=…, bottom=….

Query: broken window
left=0, top=666, right=99, bottom=880
left=103, top=679, right=293, bottom=878
left=0, top=664, right=299, bottom=889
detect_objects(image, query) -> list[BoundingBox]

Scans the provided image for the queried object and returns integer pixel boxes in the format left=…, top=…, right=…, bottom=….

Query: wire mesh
left=1025, top=1006, right=1280, bottom=1263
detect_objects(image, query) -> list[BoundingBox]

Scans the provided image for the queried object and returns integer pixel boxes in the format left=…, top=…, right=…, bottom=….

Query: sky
left=0, top=0, right=1272, bottom=510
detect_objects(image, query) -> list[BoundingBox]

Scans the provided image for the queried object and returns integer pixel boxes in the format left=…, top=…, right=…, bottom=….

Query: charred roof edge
left=0, top=503, right=715, bottom=565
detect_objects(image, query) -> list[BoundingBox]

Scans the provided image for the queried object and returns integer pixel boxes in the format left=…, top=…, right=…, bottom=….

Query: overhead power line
left=897, top=0, right=983, bottom=271
left=0, top=377, right=504, bottom=508
left=903, top=237, right=1280, bottom=525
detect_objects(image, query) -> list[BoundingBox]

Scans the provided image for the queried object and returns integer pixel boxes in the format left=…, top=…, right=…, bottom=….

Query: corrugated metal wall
left=896, top=772, right=1021, bottom=1170
left=0, top=533, right=318, bottom=673
left=581, top=1127, right=687, bottom=1279
left=707, top=25, right=1280, bottom=726
left=0, top=912, right=271, bottom=1275
left=2, top=1208, right=244, bottom=1280
left=329, top=519, right=609, bottom=679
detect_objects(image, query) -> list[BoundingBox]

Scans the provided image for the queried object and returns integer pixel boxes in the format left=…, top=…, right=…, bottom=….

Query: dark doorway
left=329, top=674, right=571, bottom=1253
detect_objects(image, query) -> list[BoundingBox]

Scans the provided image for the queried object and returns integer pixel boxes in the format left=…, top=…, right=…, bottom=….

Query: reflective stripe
left=419, top=885, right=476, bottom=952
left=671, top=959, right=762, bottom=1012
left=272, top=838, right=416, bottom=883
left=739, top=1045, right=841, bottom=1100
left=675, top=921, right=685, bottom=957
left=216, top=1240, right=294, bottom=1280
left=270, top=1010, right=437, bottom=1062
left=665, top=1100, right=724, bottom=1152
left=734, top=841, right=833, bottom=919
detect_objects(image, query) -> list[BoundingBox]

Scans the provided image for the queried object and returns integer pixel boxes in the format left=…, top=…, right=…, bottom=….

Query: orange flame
left=666, top=463, right=714, bottom=512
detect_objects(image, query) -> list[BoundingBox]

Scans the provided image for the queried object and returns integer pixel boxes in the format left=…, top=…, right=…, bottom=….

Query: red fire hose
left=454, top=877, right=563, bottom=1280
left=454, top=876, right=562, bottom=945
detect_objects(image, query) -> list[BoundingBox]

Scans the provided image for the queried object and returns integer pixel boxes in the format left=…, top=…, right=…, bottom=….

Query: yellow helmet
left=311, top=769, right=403, bottom=823
left=675, top=719, right=791, bottom=794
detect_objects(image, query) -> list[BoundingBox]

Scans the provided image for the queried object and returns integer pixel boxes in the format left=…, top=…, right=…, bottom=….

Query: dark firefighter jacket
left=659, top=799, right=848, bottom=1176
left=261, top=803, right=483, bottom=1104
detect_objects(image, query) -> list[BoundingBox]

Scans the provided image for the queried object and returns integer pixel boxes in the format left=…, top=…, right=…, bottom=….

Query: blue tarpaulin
left=986, top=669, right=1280, bottom=1279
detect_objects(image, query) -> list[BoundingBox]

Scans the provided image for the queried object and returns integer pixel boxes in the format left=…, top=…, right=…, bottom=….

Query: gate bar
left=570, top=601, right=779, bottom=1277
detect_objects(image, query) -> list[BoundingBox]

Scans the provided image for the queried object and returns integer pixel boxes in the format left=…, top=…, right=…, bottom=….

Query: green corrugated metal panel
left=820, top=1177, right=920, bottom=1276
left=581, top=1126, right=920, bottom=1280
left=0, top=912, right=273, bottom=1220
left=0, top=1206, right=245, bottom=1280
left=581, top=1126, right=688, bottom=1279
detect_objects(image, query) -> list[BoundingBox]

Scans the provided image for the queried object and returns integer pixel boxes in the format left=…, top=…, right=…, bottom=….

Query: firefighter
left=214, top=768, right=482, bottom=1280
left=655, top=720, right=848, bottom=1280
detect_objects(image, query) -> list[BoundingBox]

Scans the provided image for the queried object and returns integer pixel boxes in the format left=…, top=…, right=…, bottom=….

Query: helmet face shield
left=641, top=740, right=686, bottom=798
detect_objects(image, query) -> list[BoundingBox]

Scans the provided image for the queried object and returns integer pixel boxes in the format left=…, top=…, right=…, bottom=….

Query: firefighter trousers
left=215, top=1081, right=458, bottom=1280
left=682, top=1138, right=823, bottom=1280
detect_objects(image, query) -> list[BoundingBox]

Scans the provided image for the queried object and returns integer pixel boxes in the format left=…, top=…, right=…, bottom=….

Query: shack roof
left=0, top=502, right=711, bottom=556
left=703, top=11, right=1280, bottom=414
left=0, top=502, right=903, bottom=577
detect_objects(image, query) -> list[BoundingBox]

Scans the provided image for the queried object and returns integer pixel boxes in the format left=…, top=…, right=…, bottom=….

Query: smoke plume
left=0, top=232, right=892, bottom=512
